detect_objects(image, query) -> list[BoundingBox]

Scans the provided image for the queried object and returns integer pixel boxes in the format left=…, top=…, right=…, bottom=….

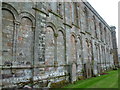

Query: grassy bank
left=64, top=69, right=119, bottom=88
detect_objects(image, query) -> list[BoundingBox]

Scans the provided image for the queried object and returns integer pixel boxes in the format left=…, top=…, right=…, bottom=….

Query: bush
left=50, top=80, right=69, bottom=88
left=78, top=76, right=85, bottom=80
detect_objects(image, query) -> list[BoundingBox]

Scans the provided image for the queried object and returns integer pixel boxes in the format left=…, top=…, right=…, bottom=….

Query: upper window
left=93, top=16, right=97, bottom=38
left=73, top=2, right=79, bottom=25
left=104, top=27, right=107, bottom=43
left=84, top=7, right=88, bottom=30
left=99, top=23, right=103, bottom=41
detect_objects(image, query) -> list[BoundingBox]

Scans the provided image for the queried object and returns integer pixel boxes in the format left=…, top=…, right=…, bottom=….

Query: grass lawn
left=64, top=69, right=119, bottom=88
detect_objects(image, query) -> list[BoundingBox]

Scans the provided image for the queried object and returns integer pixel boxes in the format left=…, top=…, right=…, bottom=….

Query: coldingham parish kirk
left=0, top=0, right=119, bottom=88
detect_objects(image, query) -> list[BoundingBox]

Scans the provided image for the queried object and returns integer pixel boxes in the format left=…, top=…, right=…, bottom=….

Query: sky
left=87, top=0, right=119, bottom=45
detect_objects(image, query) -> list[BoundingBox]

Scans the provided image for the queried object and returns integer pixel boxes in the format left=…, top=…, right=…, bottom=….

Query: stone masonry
left=0, top=1, right=119, bottom=88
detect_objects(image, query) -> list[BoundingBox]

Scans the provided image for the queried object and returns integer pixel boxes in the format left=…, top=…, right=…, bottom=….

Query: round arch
left=19, top=12, right=35, bottom=27
left=2, top=2, right=19, bottom=21
left=46, top=22, right=57, bottom=34
left=57, top=27, right=66, bottom=44
left=71, top=32, right=77, bottom=42
left=57, top=27, right=65, bottom=36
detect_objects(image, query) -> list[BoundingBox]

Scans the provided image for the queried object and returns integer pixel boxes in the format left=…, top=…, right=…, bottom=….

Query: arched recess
left=17, top=12, right=35, bottom=65
left=44, top=27, right=55, bottom=66
left=71, top=34, right=77, bottom=63
left=2, top=9, right=15, bottom=64
left=57, top=30, right=65, bottom=65
left=70, top=33, right=77, bottom=82
left=76, top=36, right=83, bottom=73
left=2, top=2, right=19, bottom=65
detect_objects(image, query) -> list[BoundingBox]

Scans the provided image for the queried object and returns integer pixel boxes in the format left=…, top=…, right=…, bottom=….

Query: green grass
left=64, top=69, right=119, bottom=88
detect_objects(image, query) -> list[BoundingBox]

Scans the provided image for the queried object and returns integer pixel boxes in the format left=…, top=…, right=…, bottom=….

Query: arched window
left=73, top=2, right=79, bottom=25
left=2, top=9, right=14, bottom=64
left=99, top=23, right=102, bottom=41
left=104, top=27, right=107, bottom=43
left=93, top=16, right=97, bottom=38
left=17, top=17, right=33, bottom=65
left=57, top=31, right=65, bottom=65
left=84, top=7, right=88, bottom=31
left=65, top=2, right=72, bottom=24
left=45, top=27, right=55, bottom=65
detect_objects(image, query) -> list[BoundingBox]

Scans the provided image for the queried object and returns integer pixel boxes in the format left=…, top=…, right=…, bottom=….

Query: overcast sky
left=87, top=0, right=119, bottom=43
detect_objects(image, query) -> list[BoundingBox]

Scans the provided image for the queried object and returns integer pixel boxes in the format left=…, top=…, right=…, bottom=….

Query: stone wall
left=0, top=1, right=117, bottom=88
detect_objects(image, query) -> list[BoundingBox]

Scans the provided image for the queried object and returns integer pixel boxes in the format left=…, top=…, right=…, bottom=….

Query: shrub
left=78, top=76, right=85, bottom=80
left=50, top=80, right=69, bottom=88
